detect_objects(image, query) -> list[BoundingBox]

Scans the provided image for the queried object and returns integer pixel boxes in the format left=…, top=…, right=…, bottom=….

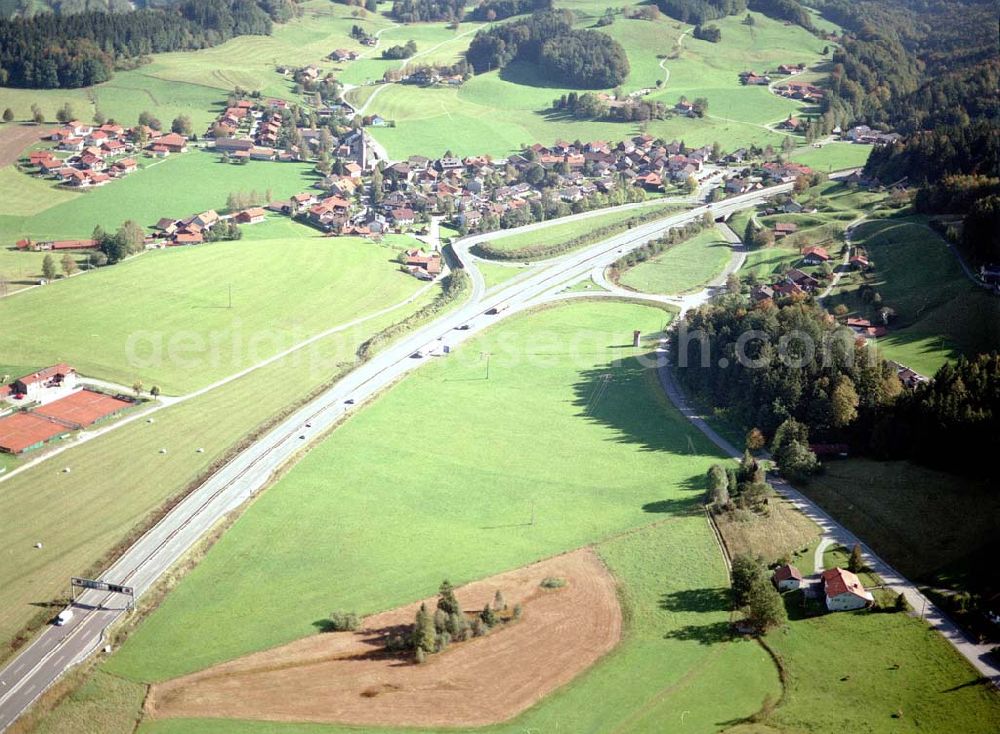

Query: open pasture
left=104, top=300, right=727, bottom=682
left=0, top=224, right=424, bottom=392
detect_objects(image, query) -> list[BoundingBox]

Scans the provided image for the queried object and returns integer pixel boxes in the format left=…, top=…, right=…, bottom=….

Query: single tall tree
left=41, top=254, right=56, bottom=281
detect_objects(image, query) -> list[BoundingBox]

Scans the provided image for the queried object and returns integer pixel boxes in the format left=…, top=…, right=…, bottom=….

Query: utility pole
left=481, top=351, right=492, bottom=379
left=228, top=283, right=232, bottom=309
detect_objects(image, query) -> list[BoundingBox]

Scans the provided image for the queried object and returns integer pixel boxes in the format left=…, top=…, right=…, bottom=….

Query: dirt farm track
left=146, top=548, right=622, bottom=728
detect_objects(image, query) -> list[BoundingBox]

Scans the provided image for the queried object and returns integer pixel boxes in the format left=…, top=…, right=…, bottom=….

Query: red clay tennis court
left=34, top=389, right=132, bottom=429
left=0, top=412, right=70, bottom=454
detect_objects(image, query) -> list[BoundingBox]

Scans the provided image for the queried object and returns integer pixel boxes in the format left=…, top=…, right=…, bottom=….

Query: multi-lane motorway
left=0, top=178, right=839, bottom=730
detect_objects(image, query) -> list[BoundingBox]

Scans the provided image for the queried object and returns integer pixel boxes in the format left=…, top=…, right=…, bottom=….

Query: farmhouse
left=235, top=207, right=267, bottom=225
left=822, top=567, right=874, bottom=611
left=772, top=564, right=803, bottom=592
left=154, top=133, right=189, bottom=154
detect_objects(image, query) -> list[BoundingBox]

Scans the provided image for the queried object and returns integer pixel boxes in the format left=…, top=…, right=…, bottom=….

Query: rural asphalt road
left=0, top=173, right=884, bottom=731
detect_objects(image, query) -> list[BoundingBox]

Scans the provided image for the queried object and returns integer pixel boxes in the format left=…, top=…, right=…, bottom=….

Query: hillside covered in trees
left=469, top=0, right=551, bottom=21
left=0, top=0, right=297, bottom=88
left=672, top=297, right=998, bottom=480
left=466, top=9, right=630, bottom=88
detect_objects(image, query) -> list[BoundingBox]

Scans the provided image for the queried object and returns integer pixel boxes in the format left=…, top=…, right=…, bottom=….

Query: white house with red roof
left=822, top=567, right=874, bottom=611
left=6, top=364, right=78, bottom=404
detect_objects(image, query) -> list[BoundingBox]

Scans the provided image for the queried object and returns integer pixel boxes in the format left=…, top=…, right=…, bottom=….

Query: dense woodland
left=672, top=297, right=997, bottom=480
left=469, top=0, right=551, bottom=21
left=390, top=0, right=465, bottom=22
left=0, top=0, right=293, bottom=88
left=655, top=0, right=745, bottom=25
left=466, top=9, right=629, bottom=88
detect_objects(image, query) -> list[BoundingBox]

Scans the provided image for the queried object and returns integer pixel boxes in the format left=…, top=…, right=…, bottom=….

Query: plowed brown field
left=146, top=547, right=622, bottom=727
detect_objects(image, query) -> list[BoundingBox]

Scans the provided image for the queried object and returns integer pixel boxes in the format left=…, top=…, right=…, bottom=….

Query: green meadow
left=105, top=300, right=726, bottom=682
left=0, top=223, right=424, bottom=392
left=0, top=276, right=443, bottom=657
left=617, top=226, right=732, bottom=294
left=790, top=142, right=872, bottom=171
left=0, top=152, right=319, bottom=242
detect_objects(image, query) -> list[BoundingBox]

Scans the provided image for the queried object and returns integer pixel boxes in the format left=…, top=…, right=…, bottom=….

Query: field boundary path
left=0, top=172, right=860, bottom=732
left=654, top=342, right=1000, bottom=687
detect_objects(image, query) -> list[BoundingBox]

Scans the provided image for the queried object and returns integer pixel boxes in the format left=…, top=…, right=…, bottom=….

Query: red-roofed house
left=822, top=567, right=873, bottom=611
left=155, top=133, right=189, bottom=153
left=9, top=364, right=77, bottom=403
left=802, top=245, right=830, bottom=264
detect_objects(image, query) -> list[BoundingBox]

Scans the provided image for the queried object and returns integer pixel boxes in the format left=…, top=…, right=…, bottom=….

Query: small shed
left=772, top=564, right=803, bottom=592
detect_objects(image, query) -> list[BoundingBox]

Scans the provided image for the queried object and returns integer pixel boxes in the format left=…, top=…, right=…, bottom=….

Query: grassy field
left=800, top=459, right=999, bottom=589
left=713, top=495, right=821, bottom=571
left=104, top=300, right=728, bottom=682
left=617, top=226, right=732, bottom=294
left=763, top=587, right=1000, bottom=733
left=0, top=277, right=443, bottom=658
left=476, top=261, right=529, bottom=290
left=0, top=224, right=424, bottom=392
left=827, top=217, right=1000, bottom=374
left=790, top=142, right=871, bottom=171
left=0, top=247, right=91, bottom=294
left=480, top=200, right=677, bottom=256
left=737, top=245, right=800, bottom=282
left=0, top=152, right=320, bottom=242
left=366, top=10, right=831, bottom=158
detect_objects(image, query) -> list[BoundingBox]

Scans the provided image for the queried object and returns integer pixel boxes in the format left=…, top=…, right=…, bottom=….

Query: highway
left=0, top=177, right=839, bottom=731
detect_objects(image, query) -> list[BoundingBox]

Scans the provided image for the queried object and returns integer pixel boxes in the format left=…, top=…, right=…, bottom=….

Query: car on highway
left=344, top=398, right=355, bottom=405
left=54, top=609, right=73, bottom=626
left=456, top=324, right=471, bottom=331
left=487, top=304, right=509, bottom=315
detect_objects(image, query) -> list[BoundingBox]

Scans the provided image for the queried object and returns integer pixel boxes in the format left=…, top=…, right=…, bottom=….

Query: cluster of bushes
left=474, top=205, right=672, bottom=261
left=466, top=9, right=629, bottom=89
left=551, top=91, right=669, bottom=122
left=356, top=268, right=469, bottom=362
left=382, top=39, right=417, bottom=60
left=691, top=24, right=721, bottom=42
left=388, top=581, right=522, bottom=663
left=705, top=451, right=772, bottom=512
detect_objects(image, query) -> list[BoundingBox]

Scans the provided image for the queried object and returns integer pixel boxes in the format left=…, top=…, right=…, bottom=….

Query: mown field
left=104, top=300, right=722, bottom=681
left=0, top=275, right=443, bottom=660
left=789, top=142, right=871, bottom=171
left=0, top=222, right=424, bottom=392
left=828, top=217, right=1000, bottom=375
left=617, top=226, right=732, bottom=294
